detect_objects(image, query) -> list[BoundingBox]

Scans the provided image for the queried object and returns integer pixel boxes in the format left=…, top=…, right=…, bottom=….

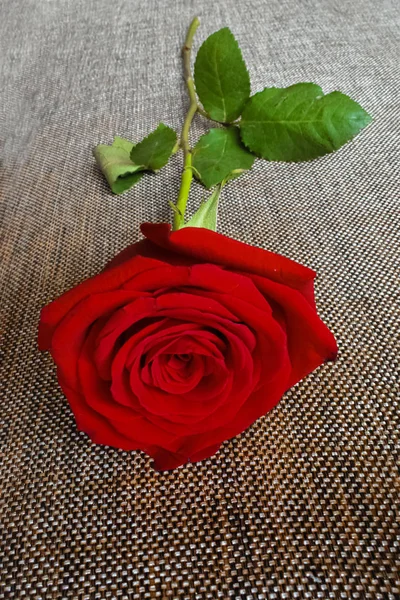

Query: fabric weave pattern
left=1, top=0, right=399, bottom=598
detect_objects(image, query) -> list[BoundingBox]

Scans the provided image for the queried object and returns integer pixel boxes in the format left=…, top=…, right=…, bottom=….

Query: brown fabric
left=1, top=0, right=399, bottom=598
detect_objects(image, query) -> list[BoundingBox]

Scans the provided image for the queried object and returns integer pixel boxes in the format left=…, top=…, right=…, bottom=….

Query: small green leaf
left=192, top=127, right=255, bottom=189
left=194, top=28, right=250, bottom=123
left=182, top=185, right=222, bottom=231
left=240, top=83, right=372, bottom=162
left=93, top=136, right=144, bottom=195
left=111, top=136, right=136, bottom=154
left=130, top=123, right=177, bottom=171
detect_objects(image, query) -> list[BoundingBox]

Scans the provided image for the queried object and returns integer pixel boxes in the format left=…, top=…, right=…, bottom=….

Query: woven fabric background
left=1, top=0, right=399, bottom=598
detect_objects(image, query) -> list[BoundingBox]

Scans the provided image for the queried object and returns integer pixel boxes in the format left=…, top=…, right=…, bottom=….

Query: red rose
left=38, top=223, right=337, bottom=470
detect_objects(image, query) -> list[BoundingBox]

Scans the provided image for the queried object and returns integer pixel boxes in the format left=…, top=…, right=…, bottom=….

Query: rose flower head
left=38, top=224, right=337, bottom=470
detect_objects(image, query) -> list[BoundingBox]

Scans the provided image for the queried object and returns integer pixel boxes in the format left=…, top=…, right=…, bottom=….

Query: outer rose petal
left=140, top=222, right=316, bottom=301
left=249, top=274, right=338, bottom=385
left=38, top=253, right=164, bottom=350
left=56, top=374, right=140, bottom=451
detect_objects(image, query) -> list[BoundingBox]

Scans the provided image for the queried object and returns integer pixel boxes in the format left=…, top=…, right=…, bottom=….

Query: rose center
left=163, top=352, right=196, bottom=376
left=168, top=353, right=192, bottom=368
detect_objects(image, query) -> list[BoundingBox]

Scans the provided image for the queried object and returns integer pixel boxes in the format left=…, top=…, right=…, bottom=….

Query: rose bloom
left=38, top=223, right=337, bottom=470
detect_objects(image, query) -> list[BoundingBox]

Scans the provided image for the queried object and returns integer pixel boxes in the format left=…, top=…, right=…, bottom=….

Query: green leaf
left=94, top=125, right=177, bottom=194
left=112, top=136, right=136, bottom=154
left=130, top=123, right=177, bottom=171
left=240, top=83, right=372, bottom=162
left=194, top=28, right=250, bottom=123
left=93, top=136, right=144, bottom=195
left=182, top=185, right=222, bottom=231
left=192, top=127, right=255, bottom=189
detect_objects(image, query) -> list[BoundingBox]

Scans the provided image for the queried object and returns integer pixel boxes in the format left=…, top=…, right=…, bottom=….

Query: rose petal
left=249, top=274, right=338, bottom=385
left=140, top=223, right=316, bottom=298
left=38, top=253, right=162, bottom=350
left=50, top=290, right=144, bottom=388
left=77, top=323, right=179, bottom=450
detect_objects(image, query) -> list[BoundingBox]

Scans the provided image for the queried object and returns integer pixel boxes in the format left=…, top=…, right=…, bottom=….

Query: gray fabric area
left=1, top=0, right=399, bottom=597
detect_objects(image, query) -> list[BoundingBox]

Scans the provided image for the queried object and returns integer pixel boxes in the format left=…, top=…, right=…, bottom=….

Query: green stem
left=173, top=16, right=200, bottom=230
left=196, top=106, right=209, bottom=119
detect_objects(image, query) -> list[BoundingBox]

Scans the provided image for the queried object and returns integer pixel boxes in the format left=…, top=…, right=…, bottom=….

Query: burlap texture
left=1, top=0, right=399, bottom=598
